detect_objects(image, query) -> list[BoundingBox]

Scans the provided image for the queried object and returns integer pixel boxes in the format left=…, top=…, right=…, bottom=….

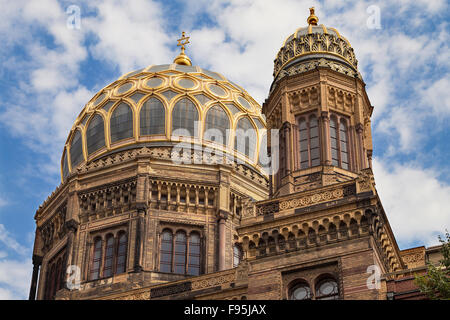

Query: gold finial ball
left=174, top=31, right=192, bottom=66
left=307, top=7, right=319, bottom=25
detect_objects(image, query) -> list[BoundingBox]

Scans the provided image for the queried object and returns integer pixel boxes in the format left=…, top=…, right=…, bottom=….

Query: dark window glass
left=140, top=97, right=165, bottom=135
left=172, top=98, right=199, bottom=137
left=160, top=231, right=173, bottom=273
left=116, top=233, right=127, bottom=274
left=298, top=115, right=320, bottom=169
left=103, top=235, right=114, bottom=278
left=290, top=283, right=311, bottom=300
left=234, top=117, right=256, bottom=159
left=316, top=279, right=339, bottom=300
left=233, top=245, right=242, bottom=268
left=204, top=105, right=230, bottom=145
left=188, top=233, right=201, bottom=275
left=174, top=232, right=187, bottom=274
left=86, top=114, right=106, bottom=155
left=62, top=150, right=69, bottom=179
left=110, top=103, right=133, bottom=143
left=70, top=130, right=83, bottom=169
left=339, top=120, right=349, bottom=170
left=330, top=117, right=339, bottom=166
left=90, top=238, right=102, bottom=280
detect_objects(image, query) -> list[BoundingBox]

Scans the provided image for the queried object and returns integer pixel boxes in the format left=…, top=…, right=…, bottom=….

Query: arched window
left=160, top=230, right=173, bottom=273
left=110, top=103, right=133, bottom=143
left=234, top=117, right=256, bottom=159
left=70, top=130, right=83, bottom=169
left=298, top=115, right=320, bottom=169
left=86, top=114, right=105, bottom=155
left=140, top=97, right=165, bottom=135
left=174, top=231, right=187, bottom=274
left=330, top=116, right=349, bottom=170
left=289, top=282, right=311, bottom=300
left=315, top=278, right=339, bottom=300
left=188, top=233, right=201, bottom=276
left=103, top=234, right=115, bottom=278
left=90, top=237, right=102, bottom=280
left=116, top=232, right=128, bottom=274
left=172, top=98, right=199, bottom=137
left=62, top=150, right=69, bottom=179
left=233, top=244, right=242, bottom=268
left=204, top=105, right=230, bottom=145
left=339, top=120, right=349, bottom=169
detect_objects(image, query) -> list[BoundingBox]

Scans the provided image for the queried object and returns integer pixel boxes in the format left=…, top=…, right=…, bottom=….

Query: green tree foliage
left=414, top=231, right=450, bottom=299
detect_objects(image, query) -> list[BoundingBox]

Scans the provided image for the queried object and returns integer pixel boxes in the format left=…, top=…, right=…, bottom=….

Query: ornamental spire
left=173, top=31, right=192, bottom=66
left=307, top=7, right=319, bottom=25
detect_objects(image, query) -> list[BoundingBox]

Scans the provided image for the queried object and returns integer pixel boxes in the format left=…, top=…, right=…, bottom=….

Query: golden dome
left=61, top=64, right=267, bottom=182
left=273, top=9, right=357, bottom=80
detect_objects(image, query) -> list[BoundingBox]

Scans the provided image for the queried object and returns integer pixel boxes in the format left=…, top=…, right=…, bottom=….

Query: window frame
left=297, top=114, right=321, bottom=169
left=329, top=114, right=350, bottom=170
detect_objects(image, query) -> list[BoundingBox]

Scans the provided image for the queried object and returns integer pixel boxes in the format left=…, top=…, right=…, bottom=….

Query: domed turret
left=271, top=7, right=358, bottom=91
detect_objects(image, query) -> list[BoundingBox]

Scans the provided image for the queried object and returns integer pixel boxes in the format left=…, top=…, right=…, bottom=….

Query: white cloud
left=0, top=258, right=32, bottom=300
left=0, top=224, right=28, bottom=256
left=373, top=158, right=450, bottom=248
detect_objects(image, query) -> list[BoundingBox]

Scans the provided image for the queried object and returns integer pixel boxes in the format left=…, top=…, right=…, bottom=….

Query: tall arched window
left=103, top=234, right=115, bottom=278
left=70, top=130, right=83, bottom=169
left=315, top=278, right=339, bottom=300
left=188, top=233, right=201, bottom=276
left=140, top=97, right=165, bottom=135
left=174, top=232, right=187, bottom=274
left=172, top=98, right=199, bottom=137
left=289, top=282, right=311, bottom=300
left=116, top=232, right=128, bottom=274
left=204, top=105, right=230, bottom=145
left=298, top=115, right=320, bottom=169
left=110, top=103, right=133, bottom=143
left=330, top=116, right=349, bottom=170
left=233, top=244, right=242, bottom=268
left=160, top=230, right=173, bottom=273
left=234, top=117, right=256, bottom=159
left=86, top=114, right=105, bottom=155
left=90, top=237, right=102, bottom=280
left=62, top=150, right=69, bottom=179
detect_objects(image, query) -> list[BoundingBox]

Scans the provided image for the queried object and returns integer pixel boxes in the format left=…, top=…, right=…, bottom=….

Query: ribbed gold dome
left=61, top=64, right=267, bottom=182
left=273, top=9, right=357, bottom=79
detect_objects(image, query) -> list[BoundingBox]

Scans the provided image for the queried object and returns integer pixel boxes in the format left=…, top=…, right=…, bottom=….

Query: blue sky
left=0, top=0, right=449, bottom=299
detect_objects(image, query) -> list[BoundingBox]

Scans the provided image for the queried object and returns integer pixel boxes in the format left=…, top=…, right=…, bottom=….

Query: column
left=218, top=210, right=228, bottom=271
left=134, top=205, right=146, bottom=272
left=320, top=112, right=332, bottom=165
left=28, top=255, right=42, bottom=300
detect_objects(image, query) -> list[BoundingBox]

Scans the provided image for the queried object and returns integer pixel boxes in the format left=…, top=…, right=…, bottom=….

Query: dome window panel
left=145, top=77, right=163, bottom=88
left=110, top=103, right=134, bottom=143
left=200, top=69, right=224, bottom=80
left=234, top=117, right=257, bottom=159
left=116, top=82, right=133, bottom=95
left=177, top=78, right=196, bottom=89
left=93, top=93, right=106, bottom=106
left=102, top=101, right=115, bottom=112
left=70, top=130, right=84, bottom=169
left=193, top=94, right=211, bottom=105
left=172, top=98, right=199, bottom=137
left=187, top=233, right=201, bottom=276
left=204, top=105, right=230, bottom=145
left=237, top=96, right=252, bottom=110
left=161, top=89, right=179, bottom=102
left=225, top=103, right=241, bottom=115
left=140, top=97, right=165, bottom=135
left=148, top=64, right=170, bottom=73
left=160, top=230, right=173, bottom=273
left=174, top=232, right=187, bottom=274
left=208, top=84, right=227, bottom=97
left=86, top=114, right=106, bottom=155
left=129, top=92, right=146, bottom=104
left=175, top=64, right=198, bottom=73
left=125, top=68, right=144, bottom=78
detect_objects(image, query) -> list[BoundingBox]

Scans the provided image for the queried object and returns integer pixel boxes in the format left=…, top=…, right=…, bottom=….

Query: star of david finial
left=173, top=31, right=192, bottom=66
